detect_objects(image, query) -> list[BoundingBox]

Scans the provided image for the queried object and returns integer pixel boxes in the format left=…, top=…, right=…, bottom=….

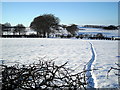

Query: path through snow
left=85, top=42, right=96, bottom=88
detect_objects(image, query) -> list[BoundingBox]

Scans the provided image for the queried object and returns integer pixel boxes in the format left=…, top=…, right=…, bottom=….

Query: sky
left=1, top=0, right=120, bottom=2
left=1, top=2, right=118, bottom=27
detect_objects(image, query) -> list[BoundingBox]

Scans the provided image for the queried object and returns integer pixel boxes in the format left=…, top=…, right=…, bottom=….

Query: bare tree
left=66, top=24, right=79, bottom=36
left=2, top=23, right=11, bottom=35
left=13, top=24, right=26, bottom=35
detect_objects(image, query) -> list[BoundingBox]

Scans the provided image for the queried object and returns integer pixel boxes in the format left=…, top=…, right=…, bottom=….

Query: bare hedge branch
left=1, top=60, right=95, bottom=90
left=107, top=63, right=120, bottom=79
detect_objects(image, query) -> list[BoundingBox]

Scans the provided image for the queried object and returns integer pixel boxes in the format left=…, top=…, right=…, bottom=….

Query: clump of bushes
left=1, top=60, right=93, bottom=90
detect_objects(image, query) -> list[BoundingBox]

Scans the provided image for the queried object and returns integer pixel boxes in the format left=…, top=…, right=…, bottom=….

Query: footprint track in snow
left=85, top=42, right=96, bottom=88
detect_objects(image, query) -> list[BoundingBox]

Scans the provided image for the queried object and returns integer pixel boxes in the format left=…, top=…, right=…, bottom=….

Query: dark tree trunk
left=37, top=32, right=39, bottom=36
left=13, top=32, right=15, bottom=35
left=47, top=33, right=49, bottom=38
left=19, top=31, right=20, bottom=35
left=43, top=31, right=46, bottom=38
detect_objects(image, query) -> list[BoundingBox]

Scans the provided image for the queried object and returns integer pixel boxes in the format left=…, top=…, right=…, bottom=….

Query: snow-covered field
left=0, top=38, right=119, bottom=88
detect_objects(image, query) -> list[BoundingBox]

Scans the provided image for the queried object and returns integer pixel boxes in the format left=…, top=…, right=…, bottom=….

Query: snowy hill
left=77, top=26, right=119, bottom=38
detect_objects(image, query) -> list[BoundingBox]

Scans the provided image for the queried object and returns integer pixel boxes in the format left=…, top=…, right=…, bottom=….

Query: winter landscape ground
left=0, top=37, right=119, bottom=88
left=0, top=27, right=119, bottom=89
left=1, top=2, right=119, bottom=89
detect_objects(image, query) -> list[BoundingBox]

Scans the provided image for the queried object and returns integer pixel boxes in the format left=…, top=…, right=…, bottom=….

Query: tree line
left=0, top=14, right=119, bottom=38
left=83, top=25, right=119, bottom=30
left=0, top=23, right=26, bottom=35
left=0, top=14, right=79, bottom=38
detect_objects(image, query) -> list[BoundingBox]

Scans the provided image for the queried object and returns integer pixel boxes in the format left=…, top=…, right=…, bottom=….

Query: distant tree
left=96, top=33, right=104, bottom=38
left=2, top=23, right=11, bottom=35
left=0, top=23, right=2, bottom=36
left=13, top=24, right=26, bottom=35
left=118, top=25, right=120, bottom=29
left=61, top=24, right=67, bottom=29
left=83, top=25, right=102, bottom=28
left=30, top=14, right=60, bottom=38
left=66, top=24, right=79, bottom=36
left=103, top=25, right=118, bottom=30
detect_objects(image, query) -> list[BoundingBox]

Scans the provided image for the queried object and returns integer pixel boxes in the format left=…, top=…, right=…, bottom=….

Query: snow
left=85, top=42, right=96, bottom=88
left=78, top=27, right=119, bottom=37
left=90, top=40, right=119, bottom=88
left=0, top=38, right=119, bottom=88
